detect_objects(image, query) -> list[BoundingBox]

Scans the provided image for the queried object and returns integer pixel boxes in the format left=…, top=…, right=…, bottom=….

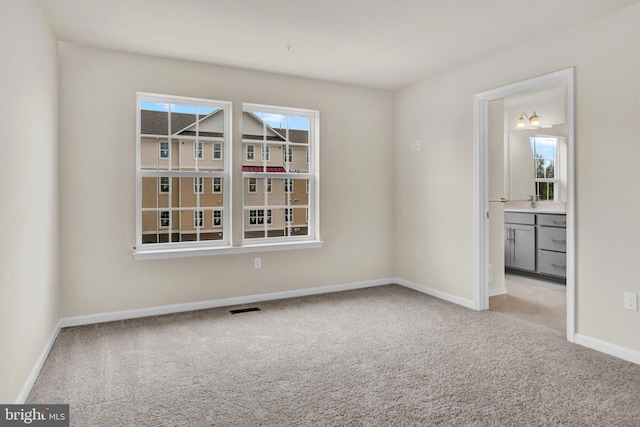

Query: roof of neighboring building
left=141, top=109, right=309, bottom=143
left=141, top=110, right=224, bottom=137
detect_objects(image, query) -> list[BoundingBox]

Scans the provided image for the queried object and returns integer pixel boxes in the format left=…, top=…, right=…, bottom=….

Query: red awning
left=242, top=166, right=287, bottom=173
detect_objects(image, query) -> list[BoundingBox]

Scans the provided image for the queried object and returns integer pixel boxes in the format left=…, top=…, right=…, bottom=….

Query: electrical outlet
left=624, top=292, right=637, bottom=311
left=254, top=257, right=261, bottom=269
left=414, top=140, right=421, bottom=151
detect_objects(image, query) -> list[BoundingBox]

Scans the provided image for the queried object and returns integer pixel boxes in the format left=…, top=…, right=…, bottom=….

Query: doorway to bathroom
left=473, top=68, right=575, bottom=341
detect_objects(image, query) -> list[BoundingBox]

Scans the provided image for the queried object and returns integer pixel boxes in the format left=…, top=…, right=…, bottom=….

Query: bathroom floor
left=489, top=274, right=566, bottom=334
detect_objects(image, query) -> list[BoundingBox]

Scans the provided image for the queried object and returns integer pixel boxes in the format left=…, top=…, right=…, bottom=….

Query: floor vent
left=230, top=307, right=261, bottom=314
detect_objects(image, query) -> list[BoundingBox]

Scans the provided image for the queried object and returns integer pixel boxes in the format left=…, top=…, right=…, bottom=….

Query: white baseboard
left=59, top=278, right=394, bottom=328
left=394, top=278, right=476, bottom=309
left=489, top=286, right=507, bottom=297
left=574, top=334, right=640, bottom=365
left=15, top=320, right=62, bottom=404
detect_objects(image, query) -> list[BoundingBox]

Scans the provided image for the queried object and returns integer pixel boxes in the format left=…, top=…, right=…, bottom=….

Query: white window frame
left=135, top=93, right=232, bottom=258
left=531, top=136, right=559, bottom=202
left=241, top=103, right=320, bottom=246
left=159, top=141, right=170, bottom=159
left=285, top=208, right=293, bottom=223
left=264, top=178, right=272, bottom=193
left=213, top=143, right=222, bottom=160
left=134, top=95, right=323, bottom=260
left=262, top=145, right=270, bottom=162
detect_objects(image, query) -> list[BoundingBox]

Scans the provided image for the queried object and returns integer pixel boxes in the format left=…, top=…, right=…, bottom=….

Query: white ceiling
left=36, top=0, right=640, bottom=90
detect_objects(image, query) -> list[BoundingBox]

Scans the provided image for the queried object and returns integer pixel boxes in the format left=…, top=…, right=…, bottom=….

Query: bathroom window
left=530, top=137, right=558, bottom=201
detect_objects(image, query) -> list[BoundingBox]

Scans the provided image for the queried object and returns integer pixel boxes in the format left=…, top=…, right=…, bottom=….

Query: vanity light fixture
left=516, top=111, right=542, bottom=128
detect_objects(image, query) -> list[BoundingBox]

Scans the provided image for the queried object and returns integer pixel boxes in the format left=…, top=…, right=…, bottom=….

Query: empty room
left=2, top=0, right=640, bottom=425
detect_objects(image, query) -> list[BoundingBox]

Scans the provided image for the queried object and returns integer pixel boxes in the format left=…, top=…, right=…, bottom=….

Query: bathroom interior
left=488, top=83, right=568, bottom=335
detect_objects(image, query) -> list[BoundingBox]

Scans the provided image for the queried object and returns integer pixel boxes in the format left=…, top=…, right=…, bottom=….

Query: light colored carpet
left=490, top=275, right=566, bottom=334
left=28, top=285, right=640, bottom=426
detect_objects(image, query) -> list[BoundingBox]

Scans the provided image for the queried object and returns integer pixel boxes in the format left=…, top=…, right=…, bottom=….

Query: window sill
left=132, top=240, right=324, bottom=261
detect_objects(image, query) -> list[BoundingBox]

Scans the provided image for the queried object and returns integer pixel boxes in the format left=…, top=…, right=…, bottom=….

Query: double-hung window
left=530, top=137, right=559, bottom=201
left=136, top=93, right=230, bottom=248
left=242, top=103, right=319, bottom=242
left=135, top=95, right=320, bottom=258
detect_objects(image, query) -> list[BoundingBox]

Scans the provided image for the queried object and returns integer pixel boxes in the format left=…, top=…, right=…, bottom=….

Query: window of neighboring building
left=248, top=178, right=257, bottom=193
left=530, top=137, right=559, bottom=201
left=159, top=141, right=170, bottom=159
left=194, top=210, right=204, bottom=228
left=242, top=103, right=319, bottom=243
left=213, top=143, right=222, bottom=160
left=136, top=93, right=231, bottom=250
left=194, top=177, right=204, bottom=194
left=246, top=144, right=255, bottom=161
left=213, top=177, right=222, bottom=193
left=159, top=211, right=170, bottom=228
left=194, top=141, right=203, bottom=159
left=159, top=176, right=170, bottom=193
left=213, top=209, right=222, bottom=227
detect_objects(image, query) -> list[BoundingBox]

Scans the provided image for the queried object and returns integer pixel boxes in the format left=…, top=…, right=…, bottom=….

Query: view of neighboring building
left=139, top=104, right=310, bottom=244
left=242, top=110, right=310, bottom=239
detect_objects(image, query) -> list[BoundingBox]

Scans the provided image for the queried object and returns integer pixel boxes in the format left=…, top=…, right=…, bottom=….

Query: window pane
left=140, top=101, right=170, bottom=171
left=241, top=104, right=317, bottom=243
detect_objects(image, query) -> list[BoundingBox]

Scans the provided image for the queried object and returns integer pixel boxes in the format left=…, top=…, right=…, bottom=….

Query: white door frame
left=473, top=68, right=576, bottom=342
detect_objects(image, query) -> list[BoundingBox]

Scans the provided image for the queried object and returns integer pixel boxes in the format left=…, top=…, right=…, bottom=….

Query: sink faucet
left=528, top=195, right=537, bottom=208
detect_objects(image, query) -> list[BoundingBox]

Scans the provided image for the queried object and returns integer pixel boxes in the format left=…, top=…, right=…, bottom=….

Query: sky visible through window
left=141, top=102, right=309, bottom=130
left=141, top=101, right=216, bottom=116
left=530, top=137, right=556, bottom=160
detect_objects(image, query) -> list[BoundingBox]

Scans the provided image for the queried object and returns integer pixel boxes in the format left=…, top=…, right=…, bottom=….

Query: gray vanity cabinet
left=537, top=214, right=567, bottom=278
left=504, top=213, right=535, bottom=272
left=504, top=211, right=567, bottom=281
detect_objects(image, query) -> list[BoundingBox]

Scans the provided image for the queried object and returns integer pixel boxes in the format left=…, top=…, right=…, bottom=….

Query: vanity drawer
left=504, top=212, right=535, bottom=225
left=538, top=250, right=566, bottom=277
left=537, top=214, right=566, bottom=227
left=538, top=226, right=566, bottom=252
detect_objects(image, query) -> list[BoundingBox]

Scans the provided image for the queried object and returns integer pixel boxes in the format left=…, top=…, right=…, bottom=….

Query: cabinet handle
left=550, top=263, right=566, bottom=268
left=550, top=239, right=566, bottom=243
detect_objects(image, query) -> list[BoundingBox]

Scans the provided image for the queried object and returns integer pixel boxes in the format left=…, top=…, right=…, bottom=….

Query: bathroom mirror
left=506, top=126, right=567, bottom=202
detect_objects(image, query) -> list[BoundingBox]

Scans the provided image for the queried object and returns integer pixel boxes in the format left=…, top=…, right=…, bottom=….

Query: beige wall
left=58, top=42, right=395, bottom=317
left=395, top=3, right=640, bottom=351
left=0, top=0, right=59, bottom=403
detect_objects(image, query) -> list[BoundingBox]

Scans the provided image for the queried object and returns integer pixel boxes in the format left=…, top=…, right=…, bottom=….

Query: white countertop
left=504, top=208, right=566, bottom=214
left=503, top=201, right=566, bottom=215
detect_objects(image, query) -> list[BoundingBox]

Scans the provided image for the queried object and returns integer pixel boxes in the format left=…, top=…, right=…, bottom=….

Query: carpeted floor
left=28, top=285, right=640, bottom=426
left=489, top=274, right=566, bottom=333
